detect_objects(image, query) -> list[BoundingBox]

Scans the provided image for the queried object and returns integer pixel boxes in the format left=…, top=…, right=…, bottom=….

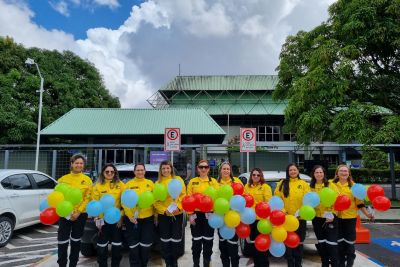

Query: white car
left=0, top=169, right=57, bottom=247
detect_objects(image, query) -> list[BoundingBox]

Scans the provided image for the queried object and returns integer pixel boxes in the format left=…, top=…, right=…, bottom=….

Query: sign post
left=240, top=128, right=256, bottom=172
left=164, top=128, right=181, bottom=165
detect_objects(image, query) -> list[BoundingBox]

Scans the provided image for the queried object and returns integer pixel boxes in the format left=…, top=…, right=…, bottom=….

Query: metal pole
left=4, top=150, right=9, bottom=169
left=247, top=152, right=249, bottom=173
left=51, top=150, right=57, bottom=179
left=171, top=151, right=174, bottom=165
left=34, top=64, right=44, bottom=171
left=389, top=148, right=397, bottom=200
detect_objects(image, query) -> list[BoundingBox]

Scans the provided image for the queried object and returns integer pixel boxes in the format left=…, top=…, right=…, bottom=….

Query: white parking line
left=34, top=229, right=58, bottom=234
left=0, top=248, right=56, bottom=257
left=6, top=241, right=58, bottom=249
left=0, top=255, right=44, bottom=266
left=48, top=225, right=59, bottom=229
left=16, top=234, right=56, bottom=241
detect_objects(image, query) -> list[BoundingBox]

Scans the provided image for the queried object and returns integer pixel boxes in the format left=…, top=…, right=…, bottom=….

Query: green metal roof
left=41, top=108, right=225, bottom=135
left=168, top=103, right=286, bottom=115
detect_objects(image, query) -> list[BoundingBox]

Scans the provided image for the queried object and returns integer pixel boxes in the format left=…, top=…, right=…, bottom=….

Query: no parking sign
left=240, top=128, right=256, bottom=152
left=164, top=128, right=181, bottom=151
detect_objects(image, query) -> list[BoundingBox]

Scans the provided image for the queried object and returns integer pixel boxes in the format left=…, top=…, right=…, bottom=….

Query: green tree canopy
left=0, top=36, right=120, bottom=144
left=273, top=0, right=400, bottom=145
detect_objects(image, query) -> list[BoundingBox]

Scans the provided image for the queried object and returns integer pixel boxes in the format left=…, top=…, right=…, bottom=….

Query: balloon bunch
left=86, top=194, right=121, bottom=224
left=299, top=192, right=319, bottom=220
left=366, top=184, right=391, bottom=211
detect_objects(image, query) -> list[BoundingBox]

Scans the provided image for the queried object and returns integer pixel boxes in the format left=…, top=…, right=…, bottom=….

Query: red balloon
left=255, top=202, right=271, bottom=218
left=182, top=195, right=196, bottom=212
left=284, top=232, right=300, bottom=248
left=40, top=207, right=59, bottom=225
left=192, top=193, right=204, bottom=209
left=243, top=194, right=254, bottom=207
left=270, top=210, right=286, bottom=226
left=372, top=196, right=391, bottom=211
left=199, top=195, right=213, bottom=212
left=334, top=195, right=351, bottom=211
left=367, top=184, right=385, bottom=202
left=235, top=223, right=251, bottom=238
left=255, top=234, right=271, bottom=252
left=231, top=182, right=244, bottom=195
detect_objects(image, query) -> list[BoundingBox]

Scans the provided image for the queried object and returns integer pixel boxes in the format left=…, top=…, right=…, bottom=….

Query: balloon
left=192, top=193, right=204, bottom=209
left=240, top=207, right=256, bottom=225
left=333, top=195, right=351, bottom=211
left=284, top=232, right=300, bottom=248
left=54, top=183, right=70, bottom=196
left=255, top=202, right=271, bottom=218
left=121, top=189, right=139, bottom=208
left=268, top=196, right=284, bottom=211
left=218, top=185, right=234, bottom=200
left=270, top=210, right=286, bottom=226
left=231, top=182, right=244, bottom=195
left=230, top=195, right=246, bottom=212
left=182, top=195, right=196, bottom=212
left=86, top=200, right=103, bottom=217
left=319, top=188, right=337, bottom=207
left=39, top=199, right=49, bottom=212
left=271, top=226, right=287, bottom=242
left=224, top=210, right=241, bottom=228
left=243, top=194, right=254, bottom=207
left=365, top=185, right=370, bottom=202
left=351, top=183, right=367, bottom=200
left=236, top=223, right=251, bottom=238
left=56, top=201, right=73, bottom=217
left=257, top=219, right=273, bottom=234
left=48, top=191, right=65, bottom=208
left=208, top=213, right=224, bottom=229
left=214, top=198, right=230, bottom=215
left=100, top=194, right=116, bottom=211
left=372, top=196, right=391, bottom=211
left=367, top=184, right=385, bottom=202
left=168, top=179, right=183, bottom=200
left=199, top=195, right=214, bottom=213
left=269, top=240, right=286, bottom=257
left=204, top=186, right=218, bottom=200
left=219, top=225, right=235, bottom=240
left=138, top=191, right=154, bottom=209
left=299, top=205, right=316, bottom=220
left=65, top=188, right=83, bottom=205
left=283, top=215, right=299, bottom=232
left=255, top=234, right=271, bottom=252
left=104, top=207, right=121, bottom=224
left=153, top=183, right=168, bottom=201
left=302, top=192, right=320, bottom=208
left=40, top=207, right=59, bottom=225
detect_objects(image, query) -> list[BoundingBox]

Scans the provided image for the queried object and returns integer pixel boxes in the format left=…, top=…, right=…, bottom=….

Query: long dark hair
left=158, top=160, right=175, bottom=182
left=248, top=168, right=265, bottom=186
left=98, top=163, right=120, bottom=185
left=278, top=163, right=300, bottom=198
left=310, top=165, right=329, bottom=188
left=218, top=162, right=234, bottom=182
left=332, top=164, right=354, bottom=187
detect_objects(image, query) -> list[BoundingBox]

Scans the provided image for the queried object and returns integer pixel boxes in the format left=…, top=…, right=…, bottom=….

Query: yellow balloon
left=224, top=210, right=241, bottom=228
left=271, top=226, right=287, bottom=242
left=48, top=191, right=65, bottom=208
left=283, top=215, right=299, bottom=232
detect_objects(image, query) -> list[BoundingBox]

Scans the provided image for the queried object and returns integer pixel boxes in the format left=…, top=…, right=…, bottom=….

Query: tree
left=0, top=36, right=120, bottom=144
left=273, top=0, right=400, bottom=145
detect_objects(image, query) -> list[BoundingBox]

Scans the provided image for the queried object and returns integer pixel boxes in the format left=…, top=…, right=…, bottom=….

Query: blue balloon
left=168, top=179, right=183, bottom=200
left=230, top=195, right=246, bottom=212
left=39, top=199, right=49, bottom=212
left=208, top=213, right=224, bottom=229
left=302, top=192, right=320, bottom=208
left=86, top=200, right=103, bottom=217
left=100, top=194, right=115, bottom=211
left=351, top=183, right=367, bottom=200
left=104, top=207, right=121, bottom=224
left=269, top=240, right=286, bottom=257
left=121, top=189, right=138, bottom=208
left=269, top=196, right=284, bottom=211
left=219, top=225, right=235, bottom=240
left=240, top=207, right=256, bottom=225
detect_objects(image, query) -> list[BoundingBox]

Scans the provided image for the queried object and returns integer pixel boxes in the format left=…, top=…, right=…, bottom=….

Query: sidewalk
left=363, top=208, right=400, bottom=223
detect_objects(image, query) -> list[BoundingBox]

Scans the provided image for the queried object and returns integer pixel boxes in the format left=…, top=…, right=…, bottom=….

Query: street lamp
left=25, top=58, right=44, bottom=171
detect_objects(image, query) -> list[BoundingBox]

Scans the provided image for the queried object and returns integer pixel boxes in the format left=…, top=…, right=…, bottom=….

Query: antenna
left=178, top=64, right=181, bottom=76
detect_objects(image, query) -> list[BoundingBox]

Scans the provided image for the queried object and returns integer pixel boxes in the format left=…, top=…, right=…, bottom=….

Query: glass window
left=7, top=174, right=32, bottom=190
left=1, top=177, right=12, bottom=189
left=32, top=174, right=56, bottom=189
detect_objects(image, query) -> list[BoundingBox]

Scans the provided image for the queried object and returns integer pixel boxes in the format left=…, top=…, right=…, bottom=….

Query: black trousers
left=248, top=220, right=269, bottom=267
left=158, top=213, right=184, bottom=266
left=57, top=213, right=87, bottom=267
left=337, top=218, right=357, bottom=267
left=285, top=219, right=306, bottom=267
left=97, top=222, right=123, bottom=267
left=312, top=216, right=339, bottom=267
left=190, top=212, right=215, bottom=267
left=218, top=232, right=239, bottom=267
left=124, top=216, right=154, bottom=267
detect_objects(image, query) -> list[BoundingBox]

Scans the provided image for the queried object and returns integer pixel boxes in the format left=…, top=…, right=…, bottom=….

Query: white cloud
left=93, top=0, right=119, bottom=8
left=49, top=0, right=70, bottom=17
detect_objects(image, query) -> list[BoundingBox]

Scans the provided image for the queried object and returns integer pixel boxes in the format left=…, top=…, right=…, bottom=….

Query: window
left=32, top=174, right=56, bottom=189
left=257, top=126, right=281, bottom=142
left=4, top=174, right=32, bottom=190
left=1, top=177, right=12, bottom=189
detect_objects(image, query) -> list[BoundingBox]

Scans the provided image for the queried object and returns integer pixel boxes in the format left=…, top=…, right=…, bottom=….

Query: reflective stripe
left=325, top=240, right=338, bottom=245
left=318, top=239, right=326, bottom=243
left=344, top=239, right=355, bottom=244
left=140, top=242, right=152, bottom=247
left=227, top=239, right=238, bottom=245
left=245, top=238, right=254, bottom=244
left=111, top=242, right=122, bottom=246
left=129, top=243, right=139, bottom=248
left=160, top=238, right=171, bottom=242
left=192, top=236, right=202, bottom=241
left=70, top=237, right=81, bottom=242
left=338, top=238, right=345, bottom=243
left=97, top=242, right=108, bottom=247
left=203, top=236, right=214, bottom=240
left=220, top=238, right=226, bottom=242
left=58, top=239, right=69, bottom=245
left=171, top=238, right=181, bottom=243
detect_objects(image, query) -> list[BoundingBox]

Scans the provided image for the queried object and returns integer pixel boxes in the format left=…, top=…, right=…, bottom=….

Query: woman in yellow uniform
left=187, top=159, right=219, bottom=267
left=123, top=163, right=155, bottom=267
left=310, top=165, right=339, bottom=267
left=154, top=160, right=186, bottom=267
left=244, top=168, right=272, bottom=267
left=275, top=163, right=310, bottom=267
left=57, top=154, right=93, bottom=267
left=333, top=164, right=373, bottom=267
left=92, top=163, right=125, bottom=267
left=217, top=162, right=243, bottom=267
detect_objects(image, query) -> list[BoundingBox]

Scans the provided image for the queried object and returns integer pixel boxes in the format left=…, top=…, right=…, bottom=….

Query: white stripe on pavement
left=17, top=234, right=56, bottom=241
left=5, top=241, right=58, bottom=249
left=0, top=248, right=56, bottom=257
left=0, top=255, right=44, bottom=266
left=34, top=229, right=58, bottom=234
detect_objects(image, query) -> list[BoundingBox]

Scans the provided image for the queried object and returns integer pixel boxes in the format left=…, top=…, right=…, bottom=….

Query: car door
left=30, top=173, right=57, bottom=204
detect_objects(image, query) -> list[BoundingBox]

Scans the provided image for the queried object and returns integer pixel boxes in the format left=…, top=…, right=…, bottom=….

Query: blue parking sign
left=371, top=238, right=400, bottom=253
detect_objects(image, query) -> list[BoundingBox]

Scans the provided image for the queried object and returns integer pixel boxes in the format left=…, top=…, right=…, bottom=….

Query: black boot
left=193, top=258, right=200, bottom=267
left=203, top=258, right=211, bottom=267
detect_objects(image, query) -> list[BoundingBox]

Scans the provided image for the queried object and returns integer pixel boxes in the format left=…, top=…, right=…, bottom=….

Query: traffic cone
left=355, top=215, right=370, bottom=243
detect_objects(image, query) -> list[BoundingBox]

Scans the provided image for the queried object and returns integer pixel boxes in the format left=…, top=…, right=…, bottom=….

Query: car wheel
left=0, top=216, right=14, bottom=247
left=239, top=238, right=251, bottom=257
left=81, top=242, right=96, bottom=257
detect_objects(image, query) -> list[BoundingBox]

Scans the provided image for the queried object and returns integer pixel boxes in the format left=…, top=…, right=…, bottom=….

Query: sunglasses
left=198, top=165, right=209, bottom=169
left=252, top=174, right=261, bottom=177
left=105, top=170, right=115, bottom=174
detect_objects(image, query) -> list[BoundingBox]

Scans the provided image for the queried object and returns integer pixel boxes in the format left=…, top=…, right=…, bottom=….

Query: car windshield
left=119, top=171, right=159, bottom=183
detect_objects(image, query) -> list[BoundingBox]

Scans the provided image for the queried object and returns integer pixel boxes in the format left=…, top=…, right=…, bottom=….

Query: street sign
left=240, top=128, right=256, bottom=152
left=164, top=128, right=181, bottom=151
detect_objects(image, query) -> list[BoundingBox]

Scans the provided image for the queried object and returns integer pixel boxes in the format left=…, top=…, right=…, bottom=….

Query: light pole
left=25, top=58, right=44, bottom=171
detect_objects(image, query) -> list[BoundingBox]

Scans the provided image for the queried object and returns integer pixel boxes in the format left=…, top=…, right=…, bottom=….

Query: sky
left=0, top=0, right=335, bottom=108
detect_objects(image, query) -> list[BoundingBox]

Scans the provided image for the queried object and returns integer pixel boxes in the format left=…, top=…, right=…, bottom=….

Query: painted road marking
left=371, top=238, right=400, bottom=253
left=5, top=241, right=57, bottom=249
left=16, top=234, right=56, bottom=241
left=0, top=255, right=44, bottom=266
left=34, top=229, right=58, bottom=234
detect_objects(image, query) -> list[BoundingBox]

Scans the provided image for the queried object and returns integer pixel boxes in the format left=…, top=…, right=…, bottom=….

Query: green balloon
left=214, top=198, right=230, bottom=215
left=65, top=188, right=83, bottom=205
left=299, top=205, right=316, bottom=221
left=56, top=201, right=73, bottom=217
left=153, top=183, right=168, bottom=201
left=55, top=183, right=70, bottom=196
left=217, top=185, right=233, bottom=201
left=257, top=219, right=273, bottom=234
left=204, top=186, right=218, bottom=200
left=138, top=191, right=155, bottom=209
left=319, top=188, right=337, bottom=207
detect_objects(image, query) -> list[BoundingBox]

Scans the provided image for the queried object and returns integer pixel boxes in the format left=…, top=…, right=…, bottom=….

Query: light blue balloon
left=104, top=207, right=121, bottom=224
left=230, top=195, right=246, bottom=212
left=269, top=240, right=286, bottom=257
left=240, top=207, right=256, bottom=225
left=86, top=200, right=103, bottom=217
left=219, top=225, right=235, bottom=240
left=100, top=194, right=115, bottom=211
left=39, top=199, right=49, bottom=212
left=351, top=183, right=367, bottom=200
left=121, top=189, right=138, bottom=208
left=302, top=192, right=320, bottom=208
left=208, top=213, right=224, bottom=229
left=269, top=196, right=284, bottom=211
left=168, top=179, right=182, bottom=200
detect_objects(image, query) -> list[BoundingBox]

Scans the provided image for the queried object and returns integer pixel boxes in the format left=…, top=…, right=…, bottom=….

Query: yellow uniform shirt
left=123, top=177, right=154, bottom=219
left=244, top=183, right=272, bottom=220
left=153, top=176, right=186, bottom=216
left=334, top=181, right=364, bottom=219
left=310, top=182, right=338, bottom=218
left=275, top=178, right=310, bottom=216
left=58, top=172, right=92, bottom=213
left=187, top=176, right=219, bottom=213
left=92, top=180, right=125, bottom=217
